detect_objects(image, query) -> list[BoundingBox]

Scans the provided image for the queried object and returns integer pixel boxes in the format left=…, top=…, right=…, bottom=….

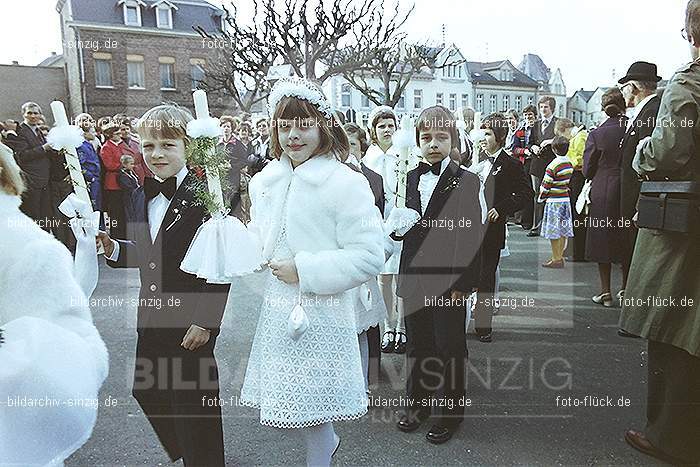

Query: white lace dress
left=239, top=218, right=368, bottom=428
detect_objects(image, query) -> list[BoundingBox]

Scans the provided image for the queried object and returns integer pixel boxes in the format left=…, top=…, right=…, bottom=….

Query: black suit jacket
left=395, top=160, right=483, bottom=306
left=529, top=116, right=558, bottom=178
left=4, top=123, right=53, bottom=189
left=106, top=171, right=230, bottom=333
left=483, top=149, right=534, bottom=249
left=620, top=94, right=661, bottom=220
left=361, top=163, right=385, bottom=217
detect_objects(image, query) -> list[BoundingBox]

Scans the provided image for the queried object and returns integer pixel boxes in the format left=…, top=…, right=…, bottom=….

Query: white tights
left=295, top=422, right=339, bottom=466
left=379, top=274, right=404, bottom=332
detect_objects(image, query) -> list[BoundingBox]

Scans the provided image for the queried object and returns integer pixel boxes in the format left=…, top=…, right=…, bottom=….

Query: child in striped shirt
left=539, top=136, right=574, bottom=268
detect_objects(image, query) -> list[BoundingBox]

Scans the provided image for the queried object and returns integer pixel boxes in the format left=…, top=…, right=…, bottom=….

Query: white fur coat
left=0, top=192, right=108, bottom=465
left=248, top=153, right=385, bottom=296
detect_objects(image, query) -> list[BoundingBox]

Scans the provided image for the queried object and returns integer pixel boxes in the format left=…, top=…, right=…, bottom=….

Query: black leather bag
left=637, top=181, right=700, bottom=233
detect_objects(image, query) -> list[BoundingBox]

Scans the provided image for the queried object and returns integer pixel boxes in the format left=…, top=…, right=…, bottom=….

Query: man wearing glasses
left=619, top=1, right=700, bottom=464
left=616, top=62, right=661, bottom=319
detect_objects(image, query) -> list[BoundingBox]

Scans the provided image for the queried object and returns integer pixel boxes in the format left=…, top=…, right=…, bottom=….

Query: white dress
left=239, top=204, right=368, bottom=428
left=351, top=277, right=387, bottom=334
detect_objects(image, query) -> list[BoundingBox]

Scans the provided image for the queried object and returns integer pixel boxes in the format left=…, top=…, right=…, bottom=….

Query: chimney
left=51, top=52, right=57, bottom=56
left=11, top=61, right=19, bottom=65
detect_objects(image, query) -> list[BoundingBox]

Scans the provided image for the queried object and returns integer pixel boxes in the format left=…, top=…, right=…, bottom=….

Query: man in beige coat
left=619, top=1, right=700, bottom=463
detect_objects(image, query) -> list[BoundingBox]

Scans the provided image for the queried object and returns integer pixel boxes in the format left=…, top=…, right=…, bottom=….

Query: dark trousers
left=530, top=175, right=544, bottom=233
left=19, top=185, right=52, bottom=231
left=366, top=325, right=381, bottom=387
left=516, top=160, right=534, bottom=229
left=475, top=238, right=502, bottom=335
left=646, top=340, right=700, bottom=463
left=133, top=329, right=225, bottom=467
left=404, top=294, right=467, bottom=427
left=104, top=189, right=126, bottom=239
left=567, top=170, right=587, bottom=260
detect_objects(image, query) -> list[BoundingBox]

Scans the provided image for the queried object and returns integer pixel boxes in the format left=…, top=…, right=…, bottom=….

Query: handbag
left=576, top=180, right=592, bottom=215
left=637, top=181, right=700, bottom=233
left=287, top=289, right=309, bottom=341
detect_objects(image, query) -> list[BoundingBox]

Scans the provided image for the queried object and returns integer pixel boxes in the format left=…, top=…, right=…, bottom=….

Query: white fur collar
left=255, top=153, right=341, bottom=187
left=0, top=192, right=22, bottom=213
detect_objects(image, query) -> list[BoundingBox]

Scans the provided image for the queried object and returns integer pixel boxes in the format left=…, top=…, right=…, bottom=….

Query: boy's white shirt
left=417, top=156, right=450, bottom=215
left=106, top=164, right=188, bottom=259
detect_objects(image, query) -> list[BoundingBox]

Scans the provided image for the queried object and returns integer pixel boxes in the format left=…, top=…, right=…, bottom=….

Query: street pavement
left=66, top=227, right=664, bottom=466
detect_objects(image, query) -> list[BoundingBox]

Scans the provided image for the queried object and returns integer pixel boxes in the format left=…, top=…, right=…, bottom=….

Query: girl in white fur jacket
left=238, top=78, right=385, bottom=467
left=0, top=141, right=108, bottom=466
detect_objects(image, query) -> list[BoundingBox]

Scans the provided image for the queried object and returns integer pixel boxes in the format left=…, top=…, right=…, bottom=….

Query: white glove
left=384, top=207, right=421, bottom=237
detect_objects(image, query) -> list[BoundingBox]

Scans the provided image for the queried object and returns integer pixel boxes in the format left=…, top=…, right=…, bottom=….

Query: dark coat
left=620, top=94, right=661, bottom=221
left=222, top=138, right=251, bottom=194
left=4, top=123, right=53, bottom=189
left=395, top=160, right=483, bottom=308
left=583, top=115, right=628, bottom=263
left=482, top=149, right=534, bottom=249
left=361, top=163, right=385, bottom=216
left=529, top=117, right=558, bottom=178
left=106, top=171, right=230, bottom=332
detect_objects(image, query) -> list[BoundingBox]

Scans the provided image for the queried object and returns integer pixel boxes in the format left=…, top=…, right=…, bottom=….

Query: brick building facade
left=56, top=0, right=235, bottom=120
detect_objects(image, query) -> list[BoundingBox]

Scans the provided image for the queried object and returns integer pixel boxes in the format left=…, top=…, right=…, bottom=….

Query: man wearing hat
left=616, top=61, right=661, bottom=321
left=619, top=1, right=700, bottom=463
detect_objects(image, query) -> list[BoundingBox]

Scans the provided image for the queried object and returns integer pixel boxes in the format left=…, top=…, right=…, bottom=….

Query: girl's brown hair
left=481, top=113, right=509, bottom=147
left=369, top=109, right=397, bottom=145
left=415, top=105, right=460, bottom=151
left=0, top=141, right=25, bottom=196
left=269, top=96, right=349, bottom=160
left=343, top=123, right=369, bottom=156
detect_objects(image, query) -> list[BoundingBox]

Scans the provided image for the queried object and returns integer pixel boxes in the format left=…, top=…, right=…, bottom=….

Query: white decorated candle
left=50, top=100, right=91, bottom=206
left=395, top=115, right=413, bottom=209
left=193, top=89, right=210, bottom=119
left=50, top=101, right=70, bottom=127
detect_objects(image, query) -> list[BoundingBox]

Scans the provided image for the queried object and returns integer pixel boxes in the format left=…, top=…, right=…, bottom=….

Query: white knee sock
left=358, top=331, right=369, bottom=392
left=301, top=422, right=338, bottom=467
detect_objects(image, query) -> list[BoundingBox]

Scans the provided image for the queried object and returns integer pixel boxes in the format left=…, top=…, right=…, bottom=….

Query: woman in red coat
left=99, top=123, right=126, bottom=238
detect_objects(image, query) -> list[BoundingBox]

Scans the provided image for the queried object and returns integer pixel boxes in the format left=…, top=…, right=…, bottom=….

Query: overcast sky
left=0, top=0, right=690, bottom=93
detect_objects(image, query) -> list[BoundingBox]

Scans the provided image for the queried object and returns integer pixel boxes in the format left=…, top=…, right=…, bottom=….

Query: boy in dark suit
left=97, top=105, right=230, bottom=467
left=392, top=106, right=482, bottom=444
left=472, top=113, right=533, bottom=342
left=528, top=96, right=558, bottom=236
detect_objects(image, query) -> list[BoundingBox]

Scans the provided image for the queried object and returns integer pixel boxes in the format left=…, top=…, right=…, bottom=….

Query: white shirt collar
left=627, top=94, right=657, bottom=129
left=154, top=164, right=188, bottom=189
left=346, top=154, right=361, bottom=168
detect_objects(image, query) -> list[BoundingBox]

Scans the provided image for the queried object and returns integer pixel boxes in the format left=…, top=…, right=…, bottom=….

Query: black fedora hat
left=618, top=61, right=662, bottom=84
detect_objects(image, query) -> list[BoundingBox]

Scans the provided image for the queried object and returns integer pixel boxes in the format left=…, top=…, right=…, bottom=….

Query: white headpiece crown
left=267, top=77, right=334, bottom=119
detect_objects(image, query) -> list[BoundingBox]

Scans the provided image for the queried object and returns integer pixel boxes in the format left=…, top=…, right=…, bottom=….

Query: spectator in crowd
left=504, top=109, right=520, bottom=154
left=512, top=104, right=539, bottom=229
left=220, top=116, right=249, bottom=220
left=528, top=96, right=559, bottom=237
left=117, top=154, right=141, bottom=222
left=75, top=113, right=102, bottom=214
left=458, top=107, right=476, bottom=164
left=619, top=3, right=700, bottom=463
left=252, top=117, right=271, bottom=160
left=238, top=122, right=254, bottom=157
left=99, top=121, right=126, bottom=238
left=618, top=61, right=662, bottom=303
left=538, top=136, right=574, bottom=268
left=76, top=112, right=102, bottom=154
left=554, top=118, right=588, bottom=262
left=583, top=88, right=627, bottom=308
left=3, top=102, right=56, bottom=230
left=118, top=117, right=151, bottom=185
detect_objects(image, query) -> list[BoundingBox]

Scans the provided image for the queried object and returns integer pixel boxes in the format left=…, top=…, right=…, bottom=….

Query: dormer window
left=118, top=0, right=145, bottom=27
left=152, top=0, right=178, bottom=29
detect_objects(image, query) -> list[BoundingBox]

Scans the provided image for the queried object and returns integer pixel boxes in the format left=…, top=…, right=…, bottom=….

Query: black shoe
left=478, top=332, right=493, bottom=343
left=426, top=424, right=455, bottom=444
left=397, top=413, right=425, bottom=433
left=618, top=329, right=640, bottom=338
left=381, top=330, right=395, bottom=353
left=526, top=230, right=539, bottom=237
left=393, top=331, right=407, bottom=354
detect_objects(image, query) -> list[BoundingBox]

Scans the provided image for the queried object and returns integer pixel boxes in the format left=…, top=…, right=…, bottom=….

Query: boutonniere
left=440, top=176, right=461, bottom=194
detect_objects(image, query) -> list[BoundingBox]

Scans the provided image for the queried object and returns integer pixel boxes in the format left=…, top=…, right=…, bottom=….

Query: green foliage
left=184, top=137, right=232, bottom=215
